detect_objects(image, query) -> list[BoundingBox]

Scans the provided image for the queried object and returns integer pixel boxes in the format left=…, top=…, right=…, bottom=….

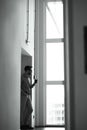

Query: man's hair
left=24, top=65, right=32, bottom=71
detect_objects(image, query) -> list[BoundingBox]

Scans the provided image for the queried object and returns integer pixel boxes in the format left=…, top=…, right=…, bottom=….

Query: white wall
left=21, top=0, right=35, bottom=56
left=70, top=0, right=87, bottom=129
left=34, top=0, right=46, bottom=126
left=0, top=0, right=35, bottom=130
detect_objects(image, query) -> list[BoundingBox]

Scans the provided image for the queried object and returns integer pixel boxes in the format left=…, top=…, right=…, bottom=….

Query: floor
left=21, top=127, right=65, bottom=130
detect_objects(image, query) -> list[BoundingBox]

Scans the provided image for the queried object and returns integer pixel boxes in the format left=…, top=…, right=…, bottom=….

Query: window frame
left=44, top=0, right=65, bottom=126
left=35, top=0, right=71, bottom=129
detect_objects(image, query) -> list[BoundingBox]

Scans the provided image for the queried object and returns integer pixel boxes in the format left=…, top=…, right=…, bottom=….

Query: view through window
left=45, top=0, right=65, bottom=126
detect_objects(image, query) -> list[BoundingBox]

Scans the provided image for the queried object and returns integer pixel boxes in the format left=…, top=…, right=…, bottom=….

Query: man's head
left=24, top=65, right=32, bottom=77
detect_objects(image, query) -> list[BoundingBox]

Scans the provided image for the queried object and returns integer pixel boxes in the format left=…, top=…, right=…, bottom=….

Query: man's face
left=26, top=69, right=32, bottom=77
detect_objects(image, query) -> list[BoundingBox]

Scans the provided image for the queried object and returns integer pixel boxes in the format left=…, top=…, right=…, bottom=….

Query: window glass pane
left=46, top=43, right=64, bottom=81
left=46, top=85, right=65, bottom=125
left=46, top=1, right=64, bottom=39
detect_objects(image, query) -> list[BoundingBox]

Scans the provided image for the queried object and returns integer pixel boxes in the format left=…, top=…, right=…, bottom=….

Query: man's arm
left=30, top=79, right=38, bottom=89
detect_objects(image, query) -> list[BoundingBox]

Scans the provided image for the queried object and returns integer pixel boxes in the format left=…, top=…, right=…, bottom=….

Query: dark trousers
left=23, top=97, right=33, bottom=125
left=21, top=93, right=33, bottom=126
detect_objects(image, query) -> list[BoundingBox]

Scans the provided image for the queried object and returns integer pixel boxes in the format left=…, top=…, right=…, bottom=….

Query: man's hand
left=35, top=79, right=38, bottom=84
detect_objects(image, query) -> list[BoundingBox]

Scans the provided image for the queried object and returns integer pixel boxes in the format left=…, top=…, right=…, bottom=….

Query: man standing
left=21, top=65, right=37, bottom=128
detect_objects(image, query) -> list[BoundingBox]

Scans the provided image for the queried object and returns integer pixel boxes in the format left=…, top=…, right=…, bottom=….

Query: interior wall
left=34, top=0, right=45, bottom=126
left=21, top=54, right=32, bottom=75
left=0, top=0, right=35, bottom=130
left=21, top=0, right=35, bottom=56
left=71, top=0, right=87, bottom=130
left=0, top=1, right=21, bottom=129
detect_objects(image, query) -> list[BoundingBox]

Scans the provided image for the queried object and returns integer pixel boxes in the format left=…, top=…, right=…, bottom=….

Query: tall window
left=45, top=0, right=65, bottom=125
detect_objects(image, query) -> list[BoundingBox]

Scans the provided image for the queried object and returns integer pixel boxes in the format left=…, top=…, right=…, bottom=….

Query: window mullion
left=46, top=38, right=64, bottom=43
left=46, top=81, right=65, bottom=85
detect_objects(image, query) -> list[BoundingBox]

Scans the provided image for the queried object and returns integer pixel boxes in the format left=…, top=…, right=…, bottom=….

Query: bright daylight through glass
left=46, top=42, right=64, bottom=81
left=46, top=1, right=65, bottom=126
left=46, top=1, right=64, bottom=39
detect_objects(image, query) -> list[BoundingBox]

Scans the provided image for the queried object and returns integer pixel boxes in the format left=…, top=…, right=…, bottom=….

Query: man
left=21, top=65, right=37, bottom=128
